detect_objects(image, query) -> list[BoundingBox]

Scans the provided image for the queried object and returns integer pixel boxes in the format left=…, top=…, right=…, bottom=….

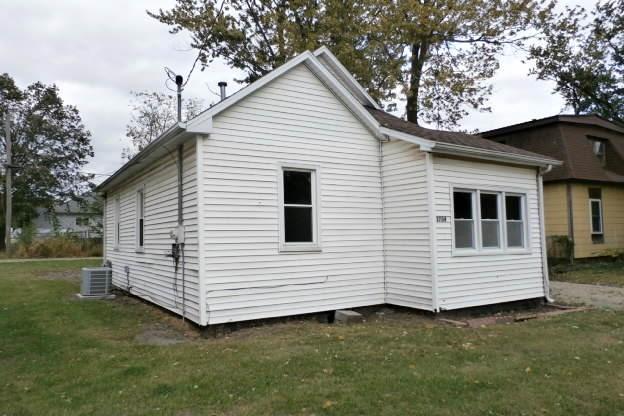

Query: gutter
left=538, top=164, right=555, bottom=303
left=431, top=142, right=562, bottom=168
left=95, top=122, right=187, bottom=192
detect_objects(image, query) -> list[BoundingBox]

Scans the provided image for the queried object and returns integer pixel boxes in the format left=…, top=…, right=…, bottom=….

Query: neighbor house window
left=589, top=188, right=603, bottom=240
left=505, top=194, right=525, bottom=248
left=453, top=188, right=527, bottom=252
left=279, top=166, right=319, bottom=251
left=590, top=138, right=606, bottom=165
left=453, top=191, right=476, bottom=249
left=75, top=217, right=89, bottom=226
left=480, top=193, right=501, bottom=248
left=114, top=197, right=120, bottom=249
left=136, top=188, right=145, bottom=250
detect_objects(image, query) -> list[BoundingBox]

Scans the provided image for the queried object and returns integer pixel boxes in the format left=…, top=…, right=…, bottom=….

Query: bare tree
left=122, top=91, right=204, bottom=160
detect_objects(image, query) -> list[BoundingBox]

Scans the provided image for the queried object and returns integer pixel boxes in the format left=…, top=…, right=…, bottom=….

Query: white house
left=96, top=47, right=561, bottom=326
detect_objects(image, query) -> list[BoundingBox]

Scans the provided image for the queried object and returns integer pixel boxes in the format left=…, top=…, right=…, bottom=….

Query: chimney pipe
left=175, top=75, right=183, bottom=122
left=218, top=81, right=227, bottom=101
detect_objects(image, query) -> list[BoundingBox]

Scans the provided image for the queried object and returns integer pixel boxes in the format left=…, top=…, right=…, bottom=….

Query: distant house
left=482, top=115, right=624, bottom=259
left=96, top=48, right=560, bottom=326
left=32, top=197, right=102, bottom=238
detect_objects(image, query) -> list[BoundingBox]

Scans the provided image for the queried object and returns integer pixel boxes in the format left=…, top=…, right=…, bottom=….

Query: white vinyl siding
left=433, top=156, right=545, bottom=310
left=104, top=142, right=201, bottom=323
left=381, top=140, right=433, bottom=310
left=200, top=63, right=385, bottom=324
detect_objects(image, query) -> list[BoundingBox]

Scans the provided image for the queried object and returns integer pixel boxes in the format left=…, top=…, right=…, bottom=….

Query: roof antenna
left=175, top=75, right=183, bottom=122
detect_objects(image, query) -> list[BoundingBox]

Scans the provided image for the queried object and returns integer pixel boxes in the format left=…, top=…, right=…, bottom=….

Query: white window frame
left=136, top=186, right=145, bottom=252
left=277, top=163, right=321, bottom=253
left=589, top=198, right=603, bottom=235
left=452, top=189, right=477, bottom=250
left=114, top=196, right=121, bottom=250
left=479, top=191, right=502, bottom=250
left=504, top=193, right=528, bottom=250
left=451, top=186, right=530, bottom=256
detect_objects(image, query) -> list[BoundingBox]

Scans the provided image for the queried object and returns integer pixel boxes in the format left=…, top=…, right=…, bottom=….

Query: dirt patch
left=135, top=323, right=190, bottom=346
left=551, top=281, right=624, bottom=310
left=437, top=304, right=588, bottom=328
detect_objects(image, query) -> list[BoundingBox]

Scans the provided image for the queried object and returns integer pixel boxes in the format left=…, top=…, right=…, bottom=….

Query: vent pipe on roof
left=218, top=81, right=227, bottom=101
left=175, top=75, right=183, bottom=122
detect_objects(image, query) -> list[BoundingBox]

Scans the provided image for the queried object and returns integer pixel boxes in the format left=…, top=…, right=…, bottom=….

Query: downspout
left=538, top=164, right=554, bottom=303
left=378, top=137, right=388, bottom=302
left=425, top=152, right=439, bottom=312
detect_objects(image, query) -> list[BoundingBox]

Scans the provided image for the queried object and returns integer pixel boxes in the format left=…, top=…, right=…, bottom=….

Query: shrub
left=12, top=235, right=102, bottom=258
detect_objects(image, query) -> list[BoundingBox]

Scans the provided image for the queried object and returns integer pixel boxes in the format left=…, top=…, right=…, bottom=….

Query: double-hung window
left=480, top=193, right=501, bottom=248
left=136, top=188, right=145, bottom=251
left=279, top=166, right=320, bottom=252
left=505, top=194, right=525, bottom=247
left=114, top=196, right=121, bottom=249
left=453, top=191, right=476, bottom=249
left=452, top=188, right=527, bottom=253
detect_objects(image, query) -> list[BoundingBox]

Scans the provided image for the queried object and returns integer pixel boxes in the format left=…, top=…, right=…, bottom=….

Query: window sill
left=452, top=248, right=531, bottom=257
left=135, top=248, right=145, bottom=254
left=279, top=244, right=322, bottom=254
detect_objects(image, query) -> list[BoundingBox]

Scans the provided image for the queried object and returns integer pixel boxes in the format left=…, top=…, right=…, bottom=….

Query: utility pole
left=4, top=111, right=11, bottom=255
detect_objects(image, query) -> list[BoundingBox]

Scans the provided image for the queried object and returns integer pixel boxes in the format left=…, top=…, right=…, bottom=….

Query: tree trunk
left=406, top=42, right=428, bottom=124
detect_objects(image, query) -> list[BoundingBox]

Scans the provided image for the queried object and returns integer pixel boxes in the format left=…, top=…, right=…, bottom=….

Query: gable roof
left=481, top=114, right=624, bottom=183
left=97, top=48, right=560, bottom=193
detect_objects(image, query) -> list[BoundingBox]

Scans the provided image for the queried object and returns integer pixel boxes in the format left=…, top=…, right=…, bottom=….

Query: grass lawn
left=551, top=261, right=624, bottom=287
left=1, top=260, right=624, bottom=415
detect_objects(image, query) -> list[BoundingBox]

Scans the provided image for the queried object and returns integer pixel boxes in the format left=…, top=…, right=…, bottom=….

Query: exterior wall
left=200, top=63, right=385, bottom=324
left=104, top=142, right=201, bottom=323
left=432, top=156, right=546, bottom=310
left=381, top=139, right=433, bottom=310
left=543, top=182, right=569, bottom=237
left=571, top=182, right=624, bottom=258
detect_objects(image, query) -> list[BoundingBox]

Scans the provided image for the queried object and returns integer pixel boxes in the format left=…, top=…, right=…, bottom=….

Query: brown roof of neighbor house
left=366, top=107, right=556, bottom=161
left=481, top=114, right=624, bottom=183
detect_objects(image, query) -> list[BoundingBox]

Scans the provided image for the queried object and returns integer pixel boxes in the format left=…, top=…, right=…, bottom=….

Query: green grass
left=2, top=260, right=624, bottom=415
left=551, top=261, right=624, bottom=287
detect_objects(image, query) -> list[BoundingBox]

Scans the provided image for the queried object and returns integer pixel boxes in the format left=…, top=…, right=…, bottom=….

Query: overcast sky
left=1, top=0, right=596, bottom=182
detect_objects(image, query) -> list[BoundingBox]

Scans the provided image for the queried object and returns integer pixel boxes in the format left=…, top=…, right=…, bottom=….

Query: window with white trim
left=114, top=196, right=121, bottom=249
left=453, top=191, right=476, bottom=249
left=136, top=188, right=145, bottom=250
left=590, top=198, right=603, bottom=235
left=480, top=192, right=501, bottom=248
left=452, top=189, right=527, bottom=252
left=279, top=167, right=319, bottom=251
left=505, top=194, right=525, bottom=247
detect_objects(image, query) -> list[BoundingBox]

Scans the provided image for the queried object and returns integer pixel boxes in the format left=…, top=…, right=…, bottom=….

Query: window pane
left=453, top=192, right=472, bottom=219
left=505, top=195, right=522, bottom=220
left=591, top=200, right=602, bottom=233
left=482, top=220, right=500, bottom=247
left=454, top=220, right=474, bottom=248
left=284, top=171, right=311, bottom=205
left=139, top=219, right=144, bottom=246
left=138, top=191, right=144, bottom=217
left=285, top=207, right=313, bottom=242
left=507, top=222, right=523, bottom=247
left=480, top=193, right=499, bottom=219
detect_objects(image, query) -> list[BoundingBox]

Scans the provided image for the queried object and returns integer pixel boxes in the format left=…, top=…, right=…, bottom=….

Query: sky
left=1, top=0, right=597, bottom=183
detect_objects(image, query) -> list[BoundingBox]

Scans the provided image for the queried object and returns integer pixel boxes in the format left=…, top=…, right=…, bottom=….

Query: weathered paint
left=543, top=182, right=569, bottom=237
left=570, top=182, right=624, bottom=258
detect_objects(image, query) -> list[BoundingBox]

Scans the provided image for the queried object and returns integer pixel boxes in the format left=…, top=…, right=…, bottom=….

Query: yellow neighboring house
left=482, top=114, right=624, bottom=259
